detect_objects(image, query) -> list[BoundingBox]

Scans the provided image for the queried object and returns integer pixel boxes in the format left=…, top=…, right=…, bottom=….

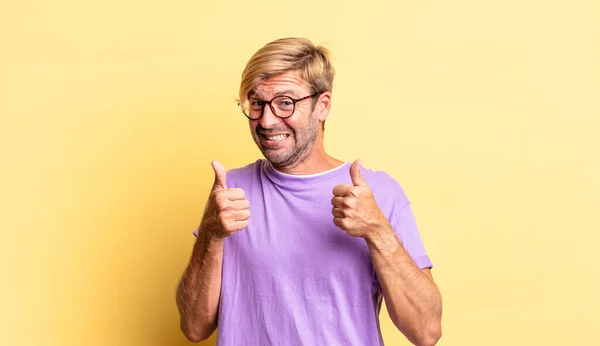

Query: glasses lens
left=272, top=96, right=294, bottom=118
left=241, top=99, right=262, bottom=119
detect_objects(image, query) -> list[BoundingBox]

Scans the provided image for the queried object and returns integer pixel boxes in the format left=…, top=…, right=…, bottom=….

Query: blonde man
left=176, top=37, right=442, bottom=346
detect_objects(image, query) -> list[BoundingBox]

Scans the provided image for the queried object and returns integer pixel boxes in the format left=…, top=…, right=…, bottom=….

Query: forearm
left=176, top=224, right=224, bottom=342
left=366, top=225, right=442, bottom=346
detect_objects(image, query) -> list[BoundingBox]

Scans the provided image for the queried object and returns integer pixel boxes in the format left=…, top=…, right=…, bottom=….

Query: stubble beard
left=254, top=114, right=319, bottom=169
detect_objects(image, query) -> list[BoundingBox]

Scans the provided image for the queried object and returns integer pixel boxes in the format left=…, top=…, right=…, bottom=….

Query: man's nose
left=259, top=104, right=281, bottom=129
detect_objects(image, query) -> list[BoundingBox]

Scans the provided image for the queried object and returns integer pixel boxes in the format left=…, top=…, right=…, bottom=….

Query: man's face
left=248, top=70, right=323, bottom=168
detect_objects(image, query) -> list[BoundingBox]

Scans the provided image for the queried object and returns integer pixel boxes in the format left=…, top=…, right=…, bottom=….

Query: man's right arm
left=176, top=223, right=225, bottom=342
left=176, top=160, right=250, bottom=342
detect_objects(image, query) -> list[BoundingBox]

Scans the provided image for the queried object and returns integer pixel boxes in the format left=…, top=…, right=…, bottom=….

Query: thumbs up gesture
left=201, top=160, right=250, bottom=239
left=331, top=160, right=386, bottom=238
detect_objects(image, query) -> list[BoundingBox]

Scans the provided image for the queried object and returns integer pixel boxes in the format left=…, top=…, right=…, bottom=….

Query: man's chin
left=263, top=155, right=287, bottom=167
left=261, top=150, right=292, bottom=167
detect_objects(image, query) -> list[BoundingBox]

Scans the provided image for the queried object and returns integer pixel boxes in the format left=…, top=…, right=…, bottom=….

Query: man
left=176, top=37, right=442, bottom=346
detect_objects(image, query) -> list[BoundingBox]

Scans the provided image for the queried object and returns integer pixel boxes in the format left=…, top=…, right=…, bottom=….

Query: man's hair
left=238, top=37, right=335, bottom=105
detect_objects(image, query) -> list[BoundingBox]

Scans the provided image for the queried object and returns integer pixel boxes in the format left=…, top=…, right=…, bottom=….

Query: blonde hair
left=238, top=37, right=335, bottom=104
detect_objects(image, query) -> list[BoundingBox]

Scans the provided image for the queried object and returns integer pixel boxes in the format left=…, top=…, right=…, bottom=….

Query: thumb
left=350, top=159, right=366, bottom=187
left=211, top=160, right=227, bottom=191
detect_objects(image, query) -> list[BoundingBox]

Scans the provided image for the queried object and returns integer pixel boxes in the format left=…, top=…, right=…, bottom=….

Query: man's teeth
left=266, top=134, right=287, bottom=141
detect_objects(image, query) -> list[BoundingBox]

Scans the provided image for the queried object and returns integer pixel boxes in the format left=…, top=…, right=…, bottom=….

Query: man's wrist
left=365, top=222, right=400, bottom=252
left=197, top=222, right=226, bottom=246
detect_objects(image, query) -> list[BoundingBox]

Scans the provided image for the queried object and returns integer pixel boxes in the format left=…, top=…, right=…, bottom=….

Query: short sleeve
left=389, top=203, right=432, bottom=269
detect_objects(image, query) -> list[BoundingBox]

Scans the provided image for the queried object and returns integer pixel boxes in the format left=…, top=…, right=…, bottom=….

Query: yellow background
left=1, top=0, right=598, bottom=345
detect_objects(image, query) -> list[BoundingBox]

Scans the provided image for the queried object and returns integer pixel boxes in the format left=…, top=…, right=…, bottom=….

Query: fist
left=331, top=160, right=386, bottom=238
left=201, top=160, right=250, bottom=238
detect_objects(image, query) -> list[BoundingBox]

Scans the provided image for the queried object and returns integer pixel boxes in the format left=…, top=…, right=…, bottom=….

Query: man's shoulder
left=360, top=165, right=410, bottom=207
left=226, top=159, right=263, bottom=174
left=360, top=165, right=403, bottom=190
left=225, top=159, right=265, bottom=186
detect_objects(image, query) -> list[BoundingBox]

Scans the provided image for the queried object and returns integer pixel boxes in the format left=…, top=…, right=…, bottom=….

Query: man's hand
left=201, top=160, right=250, bottom=239
left=331, top=160, right=387, bottom=238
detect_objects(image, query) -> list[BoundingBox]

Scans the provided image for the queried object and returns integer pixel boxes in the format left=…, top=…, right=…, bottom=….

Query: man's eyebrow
left=273, top=89, right=298, bottom=97
left=248, top=89, right=298, bottom=100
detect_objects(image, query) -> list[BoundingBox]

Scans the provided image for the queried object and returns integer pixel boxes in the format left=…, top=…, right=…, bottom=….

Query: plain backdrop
left=1, top=0, right=599, bottom=345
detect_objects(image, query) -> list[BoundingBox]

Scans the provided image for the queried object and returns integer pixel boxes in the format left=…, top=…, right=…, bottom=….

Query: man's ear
left=316, top=91, right=332, bottom=122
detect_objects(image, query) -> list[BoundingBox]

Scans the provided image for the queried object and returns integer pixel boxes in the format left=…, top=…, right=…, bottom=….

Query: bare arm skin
left=332, top=160, right=442, bottom=345
left=366, top=224, right=442, bottom=346
left=176, top=228, right=225, bottom=342
left=176, top=161, right=250, bottom=342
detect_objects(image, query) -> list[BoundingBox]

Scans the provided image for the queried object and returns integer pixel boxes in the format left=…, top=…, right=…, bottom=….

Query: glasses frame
left=238, top=92, right=322, bottom=120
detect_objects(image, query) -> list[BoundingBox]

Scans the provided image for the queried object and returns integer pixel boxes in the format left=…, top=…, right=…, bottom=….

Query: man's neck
left=270, top=148, right=344, bottom=176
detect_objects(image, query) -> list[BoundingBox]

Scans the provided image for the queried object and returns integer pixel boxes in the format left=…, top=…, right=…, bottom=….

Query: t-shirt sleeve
left=389, top=203, right=432, bottom=269
left=377, top=172, right=432, bottom=270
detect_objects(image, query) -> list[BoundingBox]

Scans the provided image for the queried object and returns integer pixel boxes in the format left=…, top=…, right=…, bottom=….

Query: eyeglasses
left=238, top=92, right=322, bottom=120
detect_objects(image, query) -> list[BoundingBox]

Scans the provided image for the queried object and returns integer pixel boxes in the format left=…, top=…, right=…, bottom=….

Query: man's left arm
left=332, top=160, right=442, bottom=346
left=365, top=222, right=442, bottom=346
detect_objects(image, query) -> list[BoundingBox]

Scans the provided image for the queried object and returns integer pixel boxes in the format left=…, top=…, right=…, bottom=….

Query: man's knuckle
left=219, top=211, right=229, bottom=223
left=344, top=198, right=355, bottom=208
left=215, top=194, right=227, bottom=206
left=223, top=222, right=235, bottom=233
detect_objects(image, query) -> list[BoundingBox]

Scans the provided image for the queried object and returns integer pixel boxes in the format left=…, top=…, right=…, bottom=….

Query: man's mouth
left=264, top=134, right=290, bottom=141
left=259, top=133, right=291, bottom=148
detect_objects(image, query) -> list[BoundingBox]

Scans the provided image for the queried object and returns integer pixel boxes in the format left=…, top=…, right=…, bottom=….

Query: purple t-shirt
left=196, top=159, right=432, bottom=345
